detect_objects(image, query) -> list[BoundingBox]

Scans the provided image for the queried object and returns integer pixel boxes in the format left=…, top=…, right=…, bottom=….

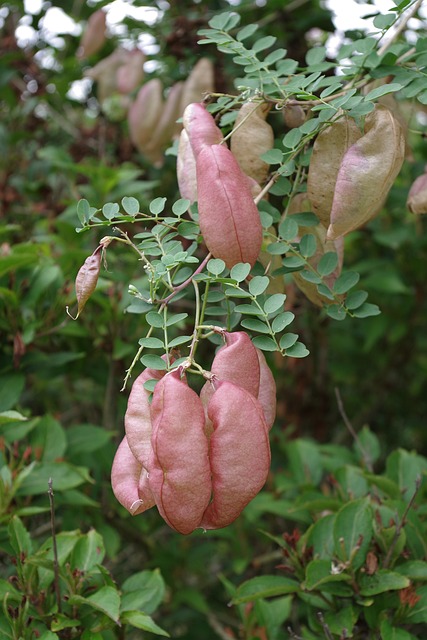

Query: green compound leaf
left=285, top=342, right=309, bottom=358
left=264, top=294, right=286, bottom=315
left=249, top=276, right=269, bottom=296
left=252, top=335, right=277, bottom=351
left=122, top=196, right=140, bottom=216
left=207, top=259, right=226, bottom=276
left=333, top=271, right=360, bottom=294
left=230, top=262, right=251, bottom=282
left=140, top=355, right=167, bottom=370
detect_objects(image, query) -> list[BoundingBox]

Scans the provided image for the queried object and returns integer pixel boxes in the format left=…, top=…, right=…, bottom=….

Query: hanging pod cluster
left=307, top=104, right=405, bottom=239
left=177, top=102, right=263, bottom=268
left=128, top=58, right=215, bottom=167
left=111, top=331, right=276, bottom=534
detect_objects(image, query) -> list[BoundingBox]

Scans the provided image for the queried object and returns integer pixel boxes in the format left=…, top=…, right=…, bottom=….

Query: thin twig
left=157, top=253, right=211, bottom=305
left=335, top=387, right=374, bottom=472
left=383, top=475, right=422, bottom=568
left=378, top=0, right=424, bottom=56
left=318, top=612, right=334, bottom=640
left=287, top=627, right=303, bottom=640
left=48, top=478, right=61, bottom=613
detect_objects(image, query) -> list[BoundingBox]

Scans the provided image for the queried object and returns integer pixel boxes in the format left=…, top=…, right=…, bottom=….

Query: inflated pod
left=111, top=437, right=155, bottom=515
left=327, top=105, right=405, bottom=239
left=179, top=58, right=215, bottom=115
left=78, top=9, right=106, bottom=59
left=142, top=82, right=185, bottom=166
left=283, top=104, right=306, bottom=129
left=117, top=49, right=145, bottom=95
left=85, top=47, right=131, bottom=104
left=177, top=129, right=198, bottom=204
left=124, top=365, right=167, bottom=468
left=200, top=381, right=270, bottom=530
left=183, top=102, right=223, bottom=159
left=256, top=349, right=276, bottom=430
left=307, top=113, right=361, bottom=229
left=74, top=245, right=102, bottom=319
left=196, top=143, right=263, bottom=268
left=230, top=102, right=274, bottom=185
left=407, top=168, right=427, bottom=214
left=148, top=369, right=211, bottom=535
left=128, top=79, right=164, bottom=153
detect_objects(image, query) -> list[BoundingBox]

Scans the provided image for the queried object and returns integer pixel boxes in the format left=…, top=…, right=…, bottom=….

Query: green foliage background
left=1, top=1, right=427, bottom=638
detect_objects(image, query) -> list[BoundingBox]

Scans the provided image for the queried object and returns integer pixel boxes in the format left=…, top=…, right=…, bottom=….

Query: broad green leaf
left=234, top=303, right=264, bottom=316
left=0, top=373, right=25, bottom=412
left=121, top=569, right=166, bottom=616
left=165, top=312, right=188, bottom=327
left=102, top=202, right=119, bottom=219
left=279, top=333, right=298, bottom=350
left=394, top=561, right=427, bottom=581
left=16, top=462, right=92, bottom=495
left=353, top=303, right=381, bottom=318
left=403, top=585, right=427, bottom=624
left=299, top=234, right=317, bottom=258
left=70, top=529, right=105, bottom=572
left=121, top=611, right=170, bottom=636
left=8, top=515, right=32, bottom=557
left=285, top=342, right=309, bottom=358
left=364, top=82, right=402, bottom=101
left=252, top=36, right=277, bottom=53
left=334, top=498, right=373, bottom=570
left=69, top=586, right=120, bottom=623
left=286, top=439, right=323, bottom=485
left=172, top=199, right=190, bottom=216
left=304, top=559, right=352, bottom=590
left=138, top=337, right=165, bottom=349
left=0, top=410, right=27, bottom=425
left=146, top=312, right=164, bottom=328
left=386, top=449, right=427, bottom=502
left=324, top=606, right=358, bottom=637
left=380, top=619, right=418, bottom=640
left=345, top=290, right=368, bottom=310
left=232, top=576, right=299, bottom=605
left=359, top=569, right=409, bottom=596
left=51, top=615, right=81, bottom=632
left=261, top=149, right=283, bottom=164
left=236, top=24, right=258, bottom=41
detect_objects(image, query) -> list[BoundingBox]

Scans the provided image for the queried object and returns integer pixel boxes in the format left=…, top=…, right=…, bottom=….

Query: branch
left=48, top=478, right=61, bottom=613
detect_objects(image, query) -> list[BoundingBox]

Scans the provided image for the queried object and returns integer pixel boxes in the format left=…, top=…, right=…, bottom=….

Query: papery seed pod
left=230, top=102, right=274, bottom=185
left=143, top=82, right=185, bottom=167
left=196, top=144, right=263, bottom=268
left=73, top=245, right=102, bottom=319
left=117, top=49, right=145, bottom=95
left=257, top=349, right=277, bottom=430
left=307, top=113, right=361, bottom=228
left=407, top=168, right=427, bottom=214
left=111, top=437, right=155, bottom=515
left=78, top=9, right=106, bottom=59
left=148, top=369, right=211, bottom=534
left=128, top=79, right=164, bottom=153
left=125, top=362, right=169, bottom=467
left=327, top=105, right=405, bottom=239
left=177, top=129, right=198, bottom=204
left=85, top=47, right=130, bottom=104
left=283, top=104, right=306, bottom=129
left=200, top=381, right=270, bottom=530
left=183, top=102, right=223, bottom=159
left=179, top=58, right=215, bottom=115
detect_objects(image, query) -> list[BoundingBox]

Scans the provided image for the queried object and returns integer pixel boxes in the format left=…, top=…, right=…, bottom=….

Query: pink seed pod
left=124, top=363, right=169, bottom=468
left=256, top=348, right=276, bottom=430
left=407, top=168, right=427, bottom=214
left=179, top=58, right=215, bottom=115
left=183, top=102, right=223, bottom=159
left=117, top=49, right=145, bottom=95
left=111, top=437, right=155, bottom=516
left=177, top=129, right=198, bottom=204
left=128, top=79, right=164, bottom=153
left=200, top=381, right=271, bottom=530
left=78, top=9, right=106, bottom=59
left=148, top=369, right=211, bottom=535
left=73, top=245, right=102, bottom=319
left=196, top=143, right=263, bottom=268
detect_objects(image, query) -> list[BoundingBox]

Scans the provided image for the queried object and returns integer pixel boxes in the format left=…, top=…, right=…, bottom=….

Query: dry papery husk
left=179, top=58, right=215, bottom=117
left=407, top=168, right=427, bottom=214
left=142, top=82, right=185, bottom=166
left=78, top=9, right=106, bottom=59
left=327, top=104, right=405, bottom=240
left=288, top=193, right=344, bottom=307
left=230, top=102, right=274, bottom=185
left=307, top=112, right=361, bottom=229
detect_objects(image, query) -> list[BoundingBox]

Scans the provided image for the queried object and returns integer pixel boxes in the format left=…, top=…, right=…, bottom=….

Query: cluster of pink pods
left=111, top=331, right=276, bottom=534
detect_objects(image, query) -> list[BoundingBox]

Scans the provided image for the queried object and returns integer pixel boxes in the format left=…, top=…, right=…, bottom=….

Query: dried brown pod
left=283, top=104, right=306, bottom=129
left=179, top=58, right=215, bottom=114
left=128, top=79, right=164, bottom=153
left=230, top=102, right=274, bottom=185
left=327, top=105, right=405, bottom=239
left=78, top=9, right=106, bottom=59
